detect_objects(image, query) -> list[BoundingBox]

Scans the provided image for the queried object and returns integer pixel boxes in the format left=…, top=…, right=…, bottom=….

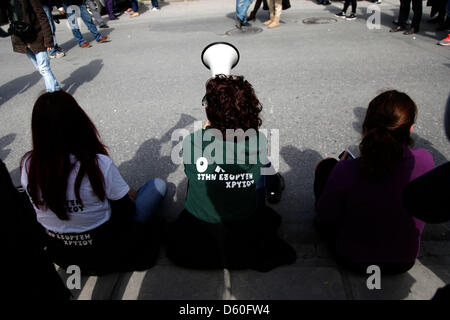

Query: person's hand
left=58, top=7, right=65, bottom=15
left=202, top=120, right=211, bottom=129
left=128, top=188, right=138, bottom=201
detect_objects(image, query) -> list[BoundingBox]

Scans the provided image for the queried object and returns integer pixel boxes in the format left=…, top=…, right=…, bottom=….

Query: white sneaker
left=151, top=7, right=160, bottom=11
left=49, top=51, right=65, bottom=59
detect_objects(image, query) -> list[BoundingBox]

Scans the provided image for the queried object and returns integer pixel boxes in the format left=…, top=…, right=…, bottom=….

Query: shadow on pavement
left=61, top=59, right=104, bottom=94
left=119, top=113, right=196, bottom=221
left=279, top=145, right=323, bottom=221
left=0, top=133, right=16, bottom=161
left=0, top=71, right=41, bottom=107
left=58, top=269, right=126, bottom=300
left=0, top=133, right=20, bottom=186
left=341, top=268, right=416, bottom=299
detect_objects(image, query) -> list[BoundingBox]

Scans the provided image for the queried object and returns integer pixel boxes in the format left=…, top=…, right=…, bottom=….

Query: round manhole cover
left=302, top=17, right=338, bottom=24
left=225, top=27, right=263, bottom=36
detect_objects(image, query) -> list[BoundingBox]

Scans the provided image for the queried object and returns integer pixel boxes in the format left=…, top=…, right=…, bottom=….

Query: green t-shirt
left=183, top=127, right=268, bottom=223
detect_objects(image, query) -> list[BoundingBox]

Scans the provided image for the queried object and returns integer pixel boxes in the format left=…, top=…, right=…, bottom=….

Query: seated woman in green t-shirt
left=166, top=74, right=296, bottom=271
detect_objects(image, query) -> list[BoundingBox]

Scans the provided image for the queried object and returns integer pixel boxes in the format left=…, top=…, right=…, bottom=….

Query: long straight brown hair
left=22, top=91, right=108, bottom=220
left=359, top=90, right=417, bottom=180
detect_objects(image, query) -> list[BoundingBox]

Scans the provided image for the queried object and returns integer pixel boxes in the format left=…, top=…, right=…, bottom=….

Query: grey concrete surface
left=230, top=266, right=347, bottom=300
left=1, top=0, right=449, bottom=300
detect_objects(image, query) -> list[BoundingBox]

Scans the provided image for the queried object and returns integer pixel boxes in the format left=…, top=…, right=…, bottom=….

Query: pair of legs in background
left=64, top=4, right=109, bottom=47
left=85, top=0, right=110, bottom=28
left=235, top=0, right=281, bottom=28
left=391, top=0, right=422, bottom=33
left=399, top=0, right=422, bottom=32
left=236, top=0, right=254, bottom=25
left=128, top=0, right=140, bottom=17
left=41, top=4, right=65, bottom=58
left=264, top=0, right=282, bottom=28
left=128, top=0, right=159, bottom=12
left=336, top=0, right=357, bottom=20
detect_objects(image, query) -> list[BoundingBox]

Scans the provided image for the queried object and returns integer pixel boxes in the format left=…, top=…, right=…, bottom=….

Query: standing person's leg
left=129, top=0, right=139, bottom=12
left=151, top=0, right=160, bottom=10
left=236, top=0, right=253, bottom=24
left=437, top=0, right=450, bottom=30
left=335, top=0, right=349, bottom=17
left=267, top=0, right=282, bottom=28
left=410, top=0, right=422, bottom=32
left=42, top=5, right=57, bottom=55
left=351, top=0, right=357, bottom=14
left=65, top=5, right=86, bottom=46
left=85, top=0, right=108, bottom=27
left=438, top=0, right=450, bottom=45
left=129, top=0, right=140, bottom=17
left=436, top=0, right=447, bottom=24
left=79, top=4, right=105, bottom=42
left=25, top=48, right=61, bottom=92
left=248, top=0, right=262, bottom=21
left=104, top=0, right=115, bottom=19
left=343, top=0, right=351, bottom=13
left=134, top=179, right=167, bottom=224
left=398, top=0, right=411, bottom=27
left=344, top=0, right=357, bottom=20
left=264, top=0, right=275, bottom=24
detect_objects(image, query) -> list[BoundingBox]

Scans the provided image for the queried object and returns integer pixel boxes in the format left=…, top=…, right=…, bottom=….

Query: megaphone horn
left=201, top=42, right=240, bottom=77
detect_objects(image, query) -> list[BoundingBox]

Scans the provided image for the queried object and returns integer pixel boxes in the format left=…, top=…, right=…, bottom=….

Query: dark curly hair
left=359, top=90, right=417, bottom=180
left=203, top=74, right=262, bottom=137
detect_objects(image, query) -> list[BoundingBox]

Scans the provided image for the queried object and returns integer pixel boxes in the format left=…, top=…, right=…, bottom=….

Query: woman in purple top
left=315, top=90, right=435, bottom=274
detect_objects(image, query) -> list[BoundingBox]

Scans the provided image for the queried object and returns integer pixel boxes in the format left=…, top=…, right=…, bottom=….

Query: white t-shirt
left=21, top=154, right=130, bottom=233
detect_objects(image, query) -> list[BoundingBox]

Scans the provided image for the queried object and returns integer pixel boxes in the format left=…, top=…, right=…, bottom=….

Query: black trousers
left=398, top=0, right=423, bottom=30
left=343, top=0, right=357, bottom=14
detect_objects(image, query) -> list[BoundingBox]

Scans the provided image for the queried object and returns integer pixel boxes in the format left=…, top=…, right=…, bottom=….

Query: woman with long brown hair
left=314, top=90, right=435, bottom=274
left=166, top=74, right=295, bottom=271
left=21, top=91, right=166, bottom=274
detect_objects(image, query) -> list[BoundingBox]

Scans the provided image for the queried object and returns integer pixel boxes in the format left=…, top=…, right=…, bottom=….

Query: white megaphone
left=201, top=42, right=240, bottom=77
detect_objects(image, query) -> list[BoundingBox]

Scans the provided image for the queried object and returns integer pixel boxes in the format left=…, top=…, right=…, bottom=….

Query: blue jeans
left=151, top=0, right=159, bottom=8
left=26, top=48, right=61, bottom=92
left=64, top=4, right=102, bottom=45
left=236, top=0, right=254, bottom=24
left=129, top=0, right=139, bottom=12
left=42, top=5, right=58, bottom=55
left=134, top=178, right=167, bottom=223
